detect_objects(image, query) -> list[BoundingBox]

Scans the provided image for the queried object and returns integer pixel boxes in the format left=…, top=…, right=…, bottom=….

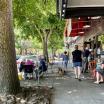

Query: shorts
left=73, top=62, right=82, bottom=67
left=96, top=68, right=104, bottom=76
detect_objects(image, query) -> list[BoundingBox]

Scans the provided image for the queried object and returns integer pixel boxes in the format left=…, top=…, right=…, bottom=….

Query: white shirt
left=97, top=48, right=101, bottom=54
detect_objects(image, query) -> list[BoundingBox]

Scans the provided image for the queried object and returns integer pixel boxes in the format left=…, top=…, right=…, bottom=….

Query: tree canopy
left=13, top=0, right=65, bottom=61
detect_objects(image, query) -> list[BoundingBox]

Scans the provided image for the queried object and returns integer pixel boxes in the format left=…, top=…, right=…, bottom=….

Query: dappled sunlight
left=100, top=92, right=104, bottom=96
left=67, top=89, right=78, bottom=95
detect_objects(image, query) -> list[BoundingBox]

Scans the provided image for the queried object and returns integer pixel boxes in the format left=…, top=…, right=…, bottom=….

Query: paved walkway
left=52, top=74, right=104, bottom=104
left=20, top=63, right=104, bottom=104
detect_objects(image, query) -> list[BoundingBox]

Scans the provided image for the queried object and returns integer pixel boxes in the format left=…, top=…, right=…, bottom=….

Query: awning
left=68, top=17, right=91, bottom=37
left=57, top=0, right=104, bottom=18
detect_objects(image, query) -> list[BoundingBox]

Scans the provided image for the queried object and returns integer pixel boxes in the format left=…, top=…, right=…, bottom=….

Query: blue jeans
left=63, top=61, right=68, bottom=69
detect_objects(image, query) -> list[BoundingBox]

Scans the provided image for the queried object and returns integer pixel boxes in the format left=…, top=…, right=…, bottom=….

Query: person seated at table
left=94, top=59, right=104, bottom=84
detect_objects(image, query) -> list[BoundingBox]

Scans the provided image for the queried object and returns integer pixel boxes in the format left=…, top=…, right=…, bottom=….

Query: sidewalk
left=52, top=73, right=104, bottom=104
left=20, top=64, right=104, bottom=104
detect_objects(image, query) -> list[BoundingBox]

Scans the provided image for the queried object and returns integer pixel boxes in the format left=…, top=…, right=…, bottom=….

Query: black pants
left=82, top=57, right=88, bottom=73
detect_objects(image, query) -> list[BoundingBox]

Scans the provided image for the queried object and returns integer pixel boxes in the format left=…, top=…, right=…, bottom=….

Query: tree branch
left=47, top=29, right=52, bottom=40
left=34, top=25, right=44, bottom=41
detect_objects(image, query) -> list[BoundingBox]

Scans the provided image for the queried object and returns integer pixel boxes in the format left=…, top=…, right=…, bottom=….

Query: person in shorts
left=72, top=45, right=82, bottom=81
left=94, top=59, right=104, bottom=84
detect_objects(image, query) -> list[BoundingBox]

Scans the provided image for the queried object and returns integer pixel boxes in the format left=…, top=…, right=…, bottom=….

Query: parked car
left=16, top=55, right=21, bottom=60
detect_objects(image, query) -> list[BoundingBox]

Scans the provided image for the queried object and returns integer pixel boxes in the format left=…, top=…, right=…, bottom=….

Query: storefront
left=83, top=17, right=104, bottom=50
left=58, top=0, right=104, bottom=54
left=64, top=17, right=104, bottom=54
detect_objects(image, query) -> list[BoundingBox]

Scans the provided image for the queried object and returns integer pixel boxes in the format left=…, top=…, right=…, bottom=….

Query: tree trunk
left=42, top=38, right=49, bottom=63
left=0, top=0, right=20, bottom=94
left=19, top=48, right=22, bottom=55
left=25, top=49, right=27, bottom=55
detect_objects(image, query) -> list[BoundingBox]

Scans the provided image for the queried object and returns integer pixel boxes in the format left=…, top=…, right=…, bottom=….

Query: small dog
left=58, top=67, right=65, bottom=76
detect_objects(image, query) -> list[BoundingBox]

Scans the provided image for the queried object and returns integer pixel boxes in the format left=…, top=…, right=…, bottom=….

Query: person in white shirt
left=97, top=47, right=101, bottom=58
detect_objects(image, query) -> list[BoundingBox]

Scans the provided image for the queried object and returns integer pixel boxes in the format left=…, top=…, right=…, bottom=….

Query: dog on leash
left=58, top=67, right=65, bottom=76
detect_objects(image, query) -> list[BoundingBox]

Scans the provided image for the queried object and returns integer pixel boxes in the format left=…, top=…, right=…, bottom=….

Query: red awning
left=69, top=17, right=91, bottom=37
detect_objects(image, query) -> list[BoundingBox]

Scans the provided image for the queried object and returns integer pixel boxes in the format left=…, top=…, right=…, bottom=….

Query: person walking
left=82, top=47, right=90, bottom=73
left=97, top=47, right=101, bottom=58
left=63, top=51, right=69, bottom=71
left=88, top=50, right=96, bottom=79
left=72, top=45, right=82, bottom=81
left=94, top=59, right=104, bottom=84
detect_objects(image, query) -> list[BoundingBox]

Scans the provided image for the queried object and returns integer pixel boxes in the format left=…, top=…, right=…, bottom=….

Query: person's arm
left=62, top=55, right=64, bottom=61
left=67, top=55, right=69, bottom=61
left=101, top=64, right=104, bottom=69
left=81, top=51, right=83, bottom=60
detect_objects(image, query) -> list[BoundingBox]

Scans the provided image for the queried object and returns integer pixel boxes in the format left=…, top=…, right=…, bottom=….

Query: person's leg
left=24, top=73, right=28, bottom=80
left=99, top=74, right=104, bottom=82
left=66, top=61, right=68, bottom=69
left=94, top=72, right=100, bottom=84
left=74, top=67, right=78, bottom=78
left=78, top=66, right=81, bottom=79
left=93, top=69, right=96, bottom=79
left=30, top=73, right=33, bottom=79
left=84, top=58, right=88, bottom=73
left=86, top=59, right=88, bottom=72
left=82, top=59, right=86, bottom=73
left=64, top=61, right=67, bottom=71
left=34, top=69, right=38, bottom=79
left=63, top=61, right=65, bottom=69
left=89, top=62, right=94, bottom=78
left=65, top=61, right=68, bottom=71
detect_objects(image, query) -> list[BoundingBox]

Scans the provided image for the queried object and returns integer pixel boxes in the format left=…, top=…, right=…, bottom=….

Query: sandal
left=94, top=81, right=100, bottom=84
